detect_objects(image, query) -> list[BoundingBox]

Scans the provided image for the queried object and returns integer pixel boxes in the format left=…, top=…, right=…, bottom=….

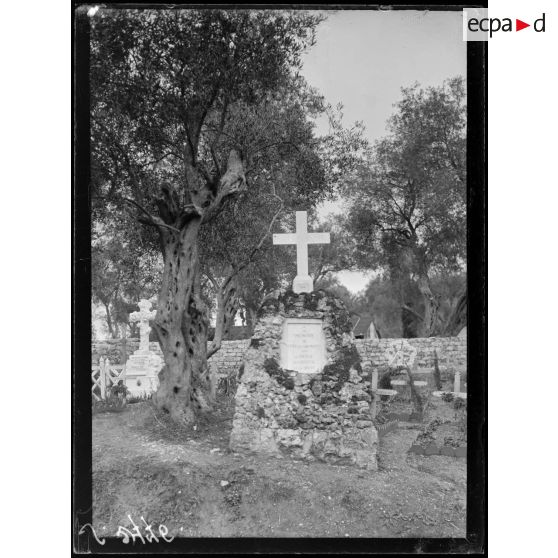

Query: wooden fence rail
left=91, top=357, right=126, bottom=401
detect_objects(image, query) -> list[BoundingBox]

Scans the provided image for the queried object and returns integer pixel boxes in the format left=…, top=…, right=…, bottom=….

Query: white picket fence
left=91, top=357, right=126, bottom=401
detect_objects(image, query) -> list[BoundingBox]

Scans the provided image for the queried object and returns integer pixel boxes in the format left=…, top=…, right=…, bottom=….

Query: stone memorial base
left=230, top=290, right=378, bottom=470
left=124, top=350, right=163, bottom=397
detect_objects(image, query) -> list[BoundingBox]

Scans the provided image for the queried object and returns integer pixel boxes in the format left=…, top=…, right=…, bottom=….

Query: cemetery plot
left=408, top=397, right=467, bottom=458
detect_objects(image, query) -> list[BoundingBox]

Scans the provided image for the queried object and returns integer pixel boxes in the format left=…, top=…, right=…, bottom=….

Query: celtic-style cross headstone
left=129, top=299, right=156, bottom=353
left=272, top=211, right=330, bottom=293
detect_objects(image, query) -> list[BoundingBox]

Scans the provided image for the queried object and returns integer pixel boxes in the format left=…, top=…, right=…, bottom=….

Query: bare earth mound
left=92, top=397, right=465, bottom=538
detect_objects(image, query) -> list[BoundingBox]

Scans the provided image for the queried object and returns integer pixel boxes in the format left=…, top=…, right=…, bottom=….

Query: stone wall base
left=230, top=421, right=378, bottom=470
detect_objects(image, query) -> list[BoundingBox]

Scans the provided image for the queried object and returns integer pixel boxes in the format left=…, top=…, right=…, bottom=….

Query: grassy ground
left=92, top=395, right=466, bottom=538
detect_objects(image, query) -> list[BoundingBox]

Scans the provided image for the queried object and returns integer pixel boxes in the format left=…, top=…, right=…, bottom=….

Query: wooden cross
left=272, top=211, right=330, bottom=293
left=370, top=368, right=398, bottom=418
left=432, top=369, right=467, bottom=399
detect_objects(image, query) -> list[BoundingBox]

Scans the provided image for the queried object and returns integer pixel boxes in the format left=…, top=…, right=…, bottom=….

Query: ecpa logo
left=463, top=9, right=546, bottom=41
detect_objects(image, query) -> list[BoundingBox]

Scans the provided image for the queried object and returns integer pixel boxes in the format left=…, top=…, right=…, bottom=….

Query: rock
left=354, top=449, right=377, bottom=470
left=310, top=381, right=323, bottom=397
left=276, top=428, right=302, bottom=447
left=349, top=367, right=361, bottom=383
left=220, top=480, right=229, bottom=487
left=359, top=427, right=378, bottom=447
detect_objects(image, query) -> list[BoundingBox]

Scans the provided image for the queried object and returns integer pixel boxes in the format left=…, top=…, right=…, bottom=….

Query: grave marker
left=273, top=211, right=330, bottom=293
left=432, top=369, right=467, bottom=399
left=129, top=299, right=156, bottom=353
left=370, top=368, right=397, bottom=418
left=125, top=299, right=164, bottom=397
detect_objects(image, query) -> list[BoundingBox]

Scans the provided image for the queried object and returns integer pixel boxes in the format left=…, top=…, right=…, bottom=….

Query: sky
left=299, top=9, right=466, bottom=293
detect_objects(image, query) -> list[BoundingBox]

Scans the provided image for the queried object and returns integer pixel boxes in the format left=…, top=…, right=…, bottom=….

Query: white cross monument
left=129, top=299, right=156, bottom=354
left=125, top=298, right=163, bottom=397
left=272, top=211, right=330, bottom=293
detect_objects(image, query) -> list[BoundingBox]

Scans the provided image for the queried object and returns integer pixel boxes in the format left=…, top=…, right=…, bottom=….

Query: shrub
left=453, top=397, right=466, bottom=410
left=128, top=393, right=152, bottom=404
left=110, top=381, right=129, bottom=399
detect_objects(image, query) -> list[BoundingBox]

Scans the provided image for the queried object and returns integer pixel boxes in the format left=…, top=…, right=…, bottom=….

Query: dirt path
left=92, top=404, right=466, bottom=538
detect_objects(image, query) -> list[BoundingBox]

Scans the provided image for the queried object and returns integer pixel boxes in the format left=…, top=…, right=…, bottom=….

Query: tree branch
left=201, top=149, right=247, bottom=224
left=124, top=198, right=181, bottom=234
left=234, top=188, right=284, bottom=275
left=209, top=96, right=230, bottom=175
left=401, top=304, right=424, bottom=322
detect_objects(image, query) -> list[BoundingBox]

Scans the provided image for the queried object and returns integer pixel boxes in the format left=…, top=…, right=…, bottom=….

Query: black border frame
left=73, top=2, right=487, bottom=554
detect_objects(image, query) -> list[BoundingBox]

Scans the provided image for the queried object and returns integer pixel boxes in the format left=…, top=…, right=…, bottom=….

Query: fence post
left=370, top=368, right=378, bottom=419
left=121, top=334, right=127, bottom=365
left=453, top=370, right=461, bottom=394
left=100, top=357, right=107, bottom=400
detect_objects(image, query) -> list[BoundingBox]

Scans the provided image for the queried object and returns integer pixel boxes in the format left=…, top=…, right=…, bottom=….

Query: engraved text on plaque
left=279, top=318, right=326, bottom=374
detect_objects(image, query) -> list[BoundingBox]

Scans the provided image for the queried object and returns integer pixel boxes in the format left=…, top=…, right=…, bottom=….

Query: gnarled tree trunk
left=186, top=265, right=214, bottom=412
left=128, top=149, right=247, bottom=423
left=207, top=275, right=239, bottom=359
left=443, top=287, right=467, bottom=336
left=245, top=306, right=258, bottom=337
left=152, top=219, right=202, bottom=423
left=417, top=271, right=439, bottom=337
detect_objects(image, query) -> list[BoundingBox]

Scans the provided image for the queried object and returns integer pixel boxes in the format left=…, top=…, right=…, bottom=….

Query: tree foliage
left=353, top=273, right=466, bottom=338
left=345, top=77, right=467, bottom=336
left=90, top=8, right=365, bottom=421
left=91, top=209, right=161, bottom=337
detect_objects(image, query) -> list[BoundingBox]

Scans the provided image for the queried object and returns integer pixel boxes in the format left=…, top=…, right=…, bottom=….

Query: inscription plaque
left=279, top=318, right=326, bottom=374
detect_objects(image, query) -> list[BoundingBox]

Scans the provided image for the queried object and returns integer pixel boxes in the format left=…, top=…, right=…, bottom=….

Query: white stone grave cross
left=129, top=299, right=156, bottom=353
left=272, top=211, right=330, bottom=293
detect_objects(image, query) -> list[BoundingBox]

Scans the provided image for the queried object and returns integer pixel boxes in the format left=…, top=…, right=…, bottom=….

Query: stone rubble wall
left=207, top=336, right=466, bottom=377
left=357, top=337, right=467, bottom=371
left=93, top=335, right=465, bottom=372
left=208, top=340, right=251, bottom=375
